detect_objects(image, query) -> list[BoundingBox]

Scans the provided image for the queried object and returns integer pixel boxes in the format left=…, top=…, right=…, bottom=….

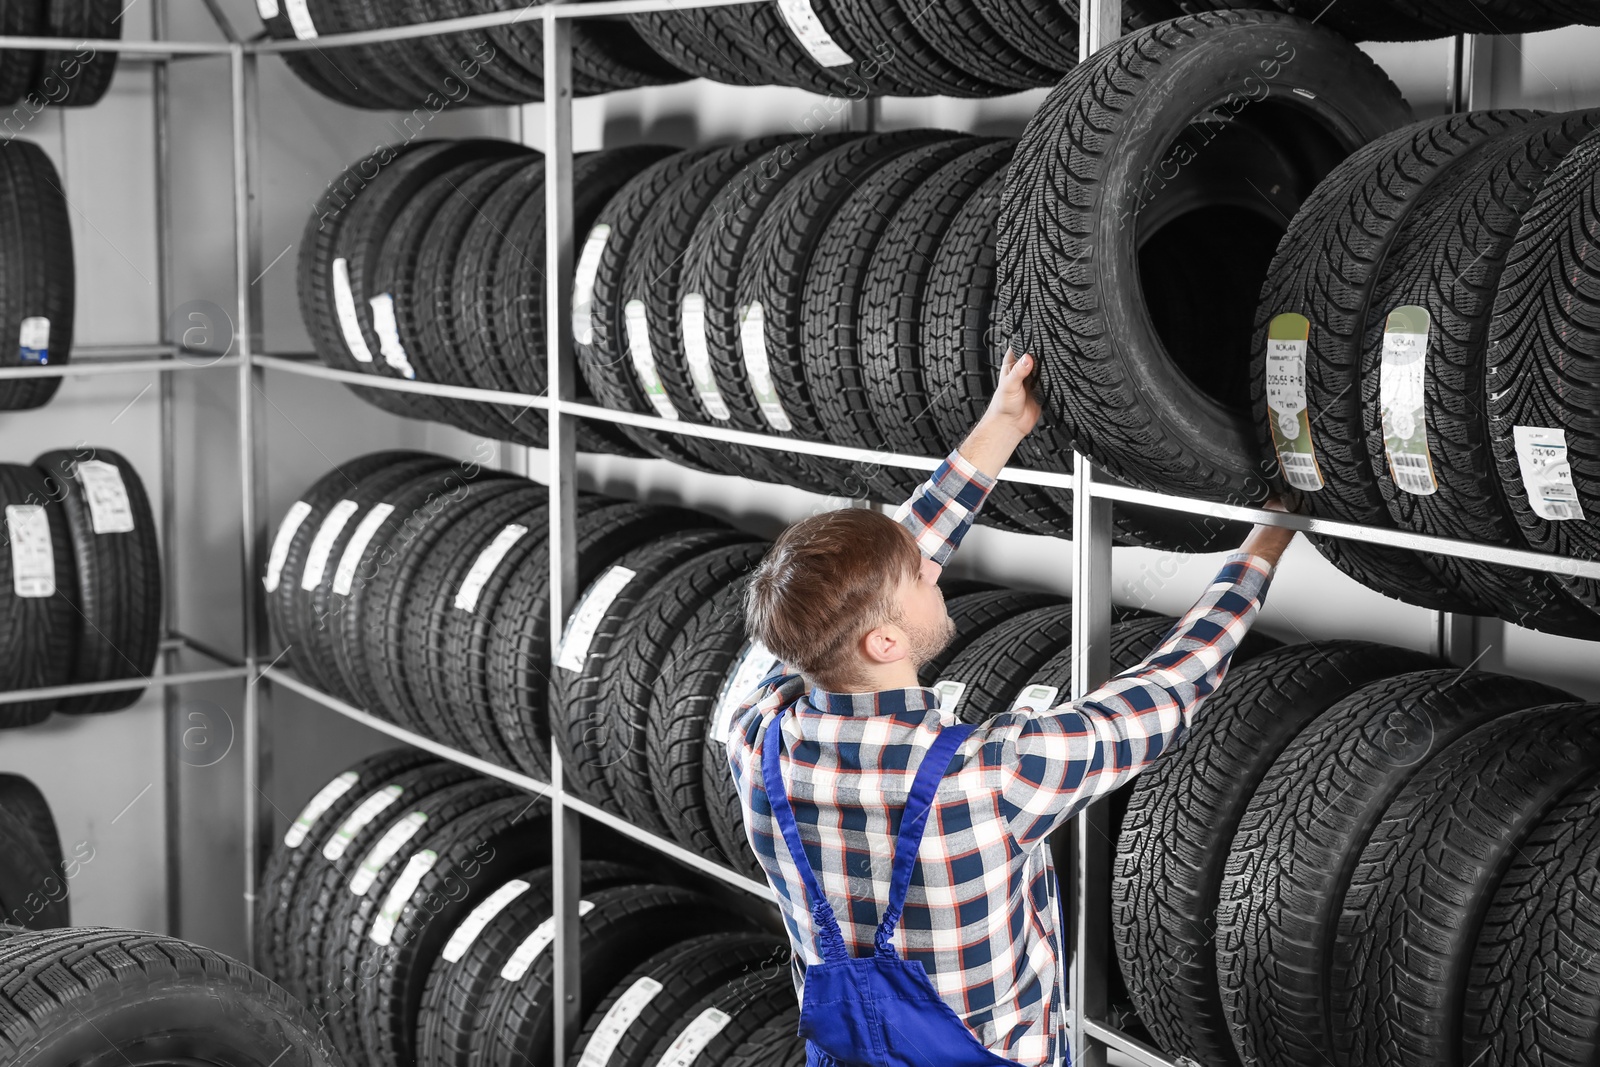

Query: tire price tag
left=1263, top=313, right=1323, bottom=491
left=625, top=300, right=680, bottom=421
left=1513, top=426, right=1585, bottom=521
left=739, top=302, right=793, bottom=432
left=284, top=770, right=358, bottom=849
left=1007, top=683, right=1060, bottom=714
left=284, top=0, right=317, bottom=38
left=1379, top=305, right=1437, bottom=496
left=301, top=498, right=359, bottom=591
left=333, top=502, right=394, bottom=596
left=573, top=224, right=611, bottom=346
left=368, top=293, right=416, bottom=380
left=455, top=523, right=530, bottom=612
left=775, top=0, right=853, bottom=66
left=657, top=1007, right=733, bottom=1067
left=370, top=849, right=438, bottom=946
left=442, top=879, right=531, bottom=963
left=712, top=640, right=782, bottom=745
left=6, top=505, right=55, bottom=598
left=578, top=976, right=665, bottom=1067
left=932, top=679, right=966, bottom=717
left=680, top=294, right=731, bottom=421
left=18, top=316, right=48, bottom=365
left=263, top=499, right=312, bottom=593
left=332, top=259, right=374, bottom=363
left=322, top=784, right=402, bottom=861
left=500, top=900, right=595, bottom=981
left=256, top=0, right=280, bottom=19
left=349, top=810, right=428, bottom=896
left=556, top=566, right=637, bottom=672
left=75, top=459, right=136, bottom=534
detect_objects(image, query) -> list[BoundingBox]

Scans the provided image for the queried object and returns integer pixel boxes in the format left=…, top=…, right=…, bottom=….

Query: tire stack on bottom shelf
left=0, top=772, right=69, bottom=930
left=256, top=749, right=802, bottom=1067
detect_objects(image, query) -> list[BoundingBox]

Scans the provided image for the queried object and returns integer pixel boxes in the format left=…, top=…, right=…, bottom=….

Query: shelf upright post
left=230, top=38, right=270, bottom=965
left=543, top=8, right=584, bottom=1061
left=1066, top=12, right=1119, bottom=1067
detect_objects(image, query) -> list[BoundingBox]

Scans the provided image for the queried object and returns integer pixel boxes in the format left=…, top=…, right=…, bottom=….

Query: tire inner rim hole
left=1134, top=100, right=1351, bottom=414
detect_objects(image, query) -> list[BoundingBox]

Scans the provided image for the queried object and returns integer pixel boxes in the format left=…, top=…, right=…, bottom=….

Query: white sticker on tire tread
left=455, top=524, right=529, bottom=612
left=331, top=259, right=371, bottom=362
left=75, top=460, right=136, bottom=534
left=333, top=502, right=394, bottom=596
left=657, top=1007, right=733, bottom=1067
left=739, top=302, right=793, bottom=432
left=370, top=849, right=438, bottom=946
left=556, top=566, right=637, bottom=672
left=680, top=294, right=731, bottom=421
left=301, top=499, right=359, bottom=591
left=712, top=640, right=781, bottom=745
left=349, top=811, right=429, bottom=896
left=578, top=976, right=665, bottom=1067
left=441, top=879, right=532, bottom=963
left=284, top=0, right=317, bottom=38
left=263, top=500, right=312, bottom=593
left=775, top=0, right=853, bottom=66
left=284, top=770, right=358, bottom=849
left=322, top=784, right=403, bottom=861
left=6, top=505, right=54, bottom=598
left=500, top=900, right=595, bottom=981
left=573, top=225, right=610, bottom=346
left=369, top=293, right=416, bottom=379
left=624, top=300, right=680, bottom=421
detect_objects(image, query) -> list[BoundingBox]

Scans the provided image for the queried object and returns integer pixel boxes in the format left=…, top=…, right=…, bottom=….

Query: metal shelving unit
left=12, top=3, right=1568, bottom=1067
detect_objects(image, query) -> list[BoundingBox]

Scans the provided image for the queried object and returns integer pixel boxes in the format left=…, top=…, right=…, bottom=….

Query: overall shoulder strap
left=875, top=723, right=976, bottom=955
left=761, top=706, right=850, bottom=963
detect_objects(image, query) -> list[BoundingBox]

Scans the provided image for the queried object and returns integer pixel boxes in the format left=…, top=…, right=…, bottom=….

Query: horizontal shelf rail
left=256, top=353, right=1600, bottom=580
left=0, top=353, right=242, bottom=381
left=1082, top=1020, right=1181, bottom=1067
left=0, top=35, right=234, bottom=56
left=261, top=665, right=777, bottom=901
left=0, top=665, right=248, bottom=707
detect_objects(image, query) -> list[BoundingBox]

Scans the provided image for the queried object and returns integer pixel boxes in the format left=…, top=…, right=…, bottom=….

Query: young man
left=727, top=352, right=1296, bottom=1066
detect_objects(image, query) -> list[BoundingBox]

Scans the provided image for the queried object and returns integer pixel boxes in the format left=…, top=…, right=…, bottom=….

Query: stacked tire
left=0, top=772, right=70, bottom=930
left=1, top=448, right=162, bottom=727
left=1111, top=638, right=1600, bottom=1067
left=0, top=6, right=121, bottom=110
left=1249, top=114, right=1600, bottom=636
left=255, top=749, right=795, bottom=1067
left=0, top=142, right=74, bottom=411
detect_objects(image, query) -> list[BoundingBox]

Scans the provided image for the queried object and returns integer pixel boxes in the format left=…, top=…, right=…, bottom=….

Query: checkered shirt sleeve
left=892, top=449, right=995, bottom=565
left=982, top=551, right=1276, bottom=846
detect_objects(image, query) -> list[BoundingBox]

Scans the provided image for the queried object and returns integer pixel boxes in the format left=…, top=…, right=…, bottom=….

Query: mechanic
left=726, top=351, right=1297, bottom=1067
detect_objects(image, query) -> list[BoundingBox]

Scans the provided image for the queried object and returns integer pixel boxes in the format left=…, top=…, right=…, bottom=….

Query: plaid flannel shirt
left=726, top=449, right=1276, bottom=1066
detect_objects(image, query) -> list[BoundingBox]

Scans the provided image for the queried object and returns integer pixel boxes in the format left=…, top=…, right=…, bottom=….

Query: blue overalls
left=761, top=707, right=1023, bottom=1067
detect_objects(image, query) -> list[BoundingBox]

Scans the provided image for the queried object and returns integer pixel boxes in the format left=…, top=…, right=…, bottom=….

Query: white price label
left=740, top=302, right=792, bottom=432
left=349, top=810, right=429, bottom=896
left=1008, top=683, right=1060, bottom=714
left=500, top=900, right=595, bottom=981
left=369, top=293, right=416, bottom=379
left=1514, top=426, right=1586, bottom=522
left=712, top=640, right=781, bottom=745
left=300, top=498, right=359, bottom=591
left=263, top=499, right=312, bottom=593
left=932, top=679, right=966, bottom=717
left=455, top=524, right=530, bottom=612
left=573, top=224, right=611, bottom=345
left=322, top=784, right=403, bottom=861
left=577, top=977, right=665, bottom=1067
left=625, top=300, right=680, bottom=421
left=256, top=0, right=280, bottom=19
left=332, top=259, right=373, bottom=363
left=775, top=0, right=853, bottom=66
left=6, top=505, right=55, bottom=598
left=680, top=294, right=730, bottom=420
left=370, top=849, right=438, bottom=946
left=284, top=770, right=358, bottom=849
left=441, top=879, right=531, bottom=963
left=285, top=0, right=317, bottom=38
left=556, top=566, right=636, bottom=673
left=18, top=316, right=49, bottom=365
left=75, top=460, right=136, bottom=534
left=1379, top=307, right=1436, bottom=496
left=333, top=502, right=393, bottom=596
left=657, top=1007, right=733, bottom=1067
left=1262, top=317, right=1324, bottom=492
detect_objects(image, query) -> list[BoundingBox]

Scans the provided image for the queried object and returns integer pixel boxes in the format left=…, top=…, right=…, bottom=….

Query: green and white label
left=322, top=784, right=402, bottom=861
left=739, top=302, right=793, bottom=432
left=284, top=0, right=317, bottom=37
left=331, top=259, right=373, bottom=363
left=775, top=0, right=853, bottom=66
left=1263, top=313, right=1323, bottom=491
left=284, top=770, right=358, bottom=849
left=6, top=505, right=54, bottom=599
left=578, top=976, right=664, bottom=1067
left=713, top=640, right=781, bottom=745
left=624, top=299, right=679, bottom=421
left=369, top=293, right=416, bottom=380
left=573, top=224, right=611, bottom=346
left=500, top=900, right=595, bottom=981
left=333, top=502, right=393, bottom=596
left=455, top=523, right=529, bottom=612
left=680, top=294, right=731, bottom=421
left=369, top=849, right=438, bottom=946
left=932, top=679, right=966, bottom=717
left=1379, top=306, right=1437, bottom=496
left=76, top=460, right=135, bottom=534
left=657, top=1007, right=734, bottom=1067
left=1008, top=683, right=1060, bottom=714
left=556, top=566, right=636, bottom=672
left=301, top=498, right=359, bottom=591
left=441, top=879, right=531, bottom=963
left=349, top=810, right=428, bottom=896
left=263, top=499, right=311, bottom=593
left=1513, top=426, right=1585, bottom=521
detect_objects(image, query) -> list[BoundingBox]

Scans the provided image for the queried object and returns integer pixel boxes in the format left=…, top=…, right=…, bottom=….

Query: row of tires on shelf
left=1000, top=20, right=1600, bottom=635
left=1115, top=640, right=1600, bottom=1067
left=0, top=141, right=74, bottom=411
left=0, top=4, right=121, bottom=108
left=0, top=447, right=161, bottom=725
left=256, top=748, right=803, bottom=1067
left=263, top=0, right=1600, bottom=110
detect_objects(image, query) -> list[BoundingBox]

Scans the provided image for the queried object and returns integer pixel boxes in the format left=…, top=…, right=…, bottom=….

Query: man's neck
left=814, top=662, right=923, bottom=695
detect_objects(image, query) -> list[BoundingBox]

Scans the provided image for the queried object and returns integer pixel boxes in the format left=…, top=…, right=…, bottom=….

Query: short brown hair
left=745, top=508, right=921, bottom=688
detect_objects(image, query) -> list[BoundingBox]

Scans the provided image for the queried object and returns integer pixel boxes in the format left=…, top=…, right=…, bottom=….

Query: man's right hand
left=1241, top=496, right=1297, bottom=568
left=957, top=351, right=1043, bottom=479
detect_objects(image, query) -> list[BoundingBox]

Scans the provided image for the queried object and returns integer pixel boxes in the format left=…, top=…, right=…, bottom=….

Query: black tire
left=1249, top=111, right=1538, bottom=612
left=567, top=933, right=790, bottom=1067
left=487, top=502, right=716, bottom=780
left=829, top=0, right=1016, bottom=97
left=0, top=804, right=67, bottom=930
left=31, top=448, right=160, bottom=713
left=0, top=463, right=78, bottom=725
left=1216, top=667, right=1572, bottom=1067
left=414, top=860, right=642, bottom=1067
left=1357, top=111, right=1600, bottom=638
left=552, top=527, right=756, bottom=809
left=0, top=0, right=43, bottom=107
left=1331, top=703, right=1600, bottom=1067
left=399, top=0, right=539, bottom=106
left=919, top=588, right=1067, bottom=685
left=0, top=773, right=63, bottom=881
left=697, top=2, right=905, bottom=97
left=1489, top=129, right=1600, bottom=562
left=723, top=1006, right=806, bottom=1067
left=899, top=0, right=1060, bottom=90
left=0, top=927, right=340, bottom=1066
left=997, top=11, right=1412, bottom=504
left=473, top=883, right=759, bottom=1067
left=255, top=748, right=436, bottom=986
left=1267, top=0, right=1462, bottom=40
left=0, top=141, right=73, bottom=412
left=1463, top=772, right=1600, bottom=1067
left=637, top=962, right=798, bottom=1067
left=624, top=10, right=773, bottom=85
left=597, top=541, right=767, bottom=835
left=33, top=0, right=120, bottom=107
left=978, top=0, right=1079, bottom=73
left=933, top=603, right=1076, bottom=723
left=260, top=0, right=390, bottom=109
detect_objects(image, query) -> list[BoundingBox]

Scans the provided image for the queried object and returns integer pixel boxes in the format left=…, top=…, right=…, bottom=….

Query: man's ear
left=860, top=623, right=908, bottom=667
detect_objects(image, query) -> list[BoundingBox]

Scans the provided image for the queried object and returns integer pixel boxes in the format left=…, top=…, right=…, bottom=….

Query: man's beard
left=907, top=612, right=957, bottom=671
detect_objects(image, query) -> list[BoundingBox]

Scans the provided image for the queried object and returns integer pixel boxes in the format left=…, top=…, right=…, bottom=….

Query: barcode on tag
left=1513, top=425, right=1585, bottom=522
left=1389, top=452, right=1437, bottom=496
left=1277, top=453, right=1321, bottom=485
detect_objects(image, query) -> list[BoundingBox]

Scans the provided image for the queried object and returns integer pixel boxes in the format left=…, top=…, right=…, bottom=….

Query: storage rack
left=10, top=5, right=1599, bottom=1067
